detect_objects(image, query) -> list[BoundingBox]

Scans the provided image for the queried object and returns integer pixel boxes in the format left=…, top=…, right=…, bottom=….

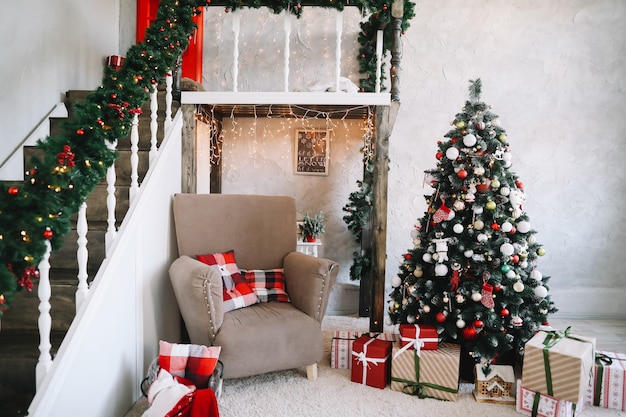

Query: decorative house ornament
left=473, top=364, right=515, bottom=404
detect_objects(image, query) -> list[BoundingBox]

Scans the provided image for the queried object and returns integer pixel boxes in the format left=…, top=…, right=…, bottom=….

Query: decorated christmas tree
left=387, top=79, right=557, bottom=364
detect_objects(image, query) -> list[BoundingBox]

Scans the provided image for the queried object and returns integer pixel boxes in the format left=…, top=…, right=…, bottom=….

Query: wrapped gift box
left=398, top=324, right=438, bottom=351
left=106, top=55, right=125, bottom=70
left=390, top=341, right=460, bottom=401
left=516, top=380, right=585, bottom=417
left=331, top=331, right=396, bottom=369
left=521, top=328, right=595, bottom=403
left=584, top=351, right=626, bottom=412
left=351, top=336, right=391, bottom=389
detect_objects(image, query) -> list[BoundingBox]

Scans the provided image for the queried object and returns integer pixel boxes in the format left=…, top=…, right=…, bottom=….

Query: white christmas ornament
left=511, top=315, right=523, bottom=326
left=474, top=220, right=485, bottom=230
left=465, top=193, right=476, bottom=203
left=500, top=186, right=511, bottom=196
left=456, top=319, right=466, bottom=328
left=517, top=221, right=531, bottom=233
left=473, top=166, right=485, bottom=176
left=407, top=315, right=416, bottom=324
left=477, top=233, right=488, bottom=243
left=464, top=249, right=474, bottom=258
left=534, top=285, right=548, bottom=299
left=422, top=253, right=433, bottom=263
left=500, top=242, right=515, bottom=256
left=520, top=261, right=529, bottom=268
left=527, top=235, right=536, bottom=244
left=471, top=292, right=482, bottom=302
left=513, top=281, right=525, bottom=292
left=501, top=221, right=513, bottom=233
left=423, top=305, right=431, bottom=313
left=463, top=134, right=477, bottom=147
left=390, top=275, right=402, bottom=287
left=435, top=264, right=449, bottom=276
left=530, top=270, right=543, bottom=281
left=506, top=270, right=516, bottom=279
left=453, top=224, right=464, bottom=234
left=447, top=210, right=456, bottom=220
left=473, top=206, right=484, bottom=214
left=446, top=147, right=460, bottom=160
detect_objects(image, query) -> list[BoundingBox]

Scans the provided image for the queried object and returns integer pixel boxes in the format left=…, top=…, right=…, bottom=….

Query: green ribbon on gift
left=540, top=326, right=594, bottom=397
left=390, top=349, right=458, bottom=399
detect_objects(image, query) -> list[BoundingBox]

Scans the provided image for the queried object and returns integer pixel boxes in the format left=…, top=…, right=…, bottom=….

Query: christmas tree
left=387, top=79, right=557, bottom=363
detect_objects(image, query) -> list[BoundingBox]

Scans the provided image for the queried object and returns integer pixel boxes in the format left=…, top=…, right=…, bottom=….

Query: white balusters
left=36, top=241, right=52, bottom=389
left=375, top=30, right=383, bottom=93
left=76, top=202, right=89, bottom=311
left=232, top=13, right=240, bottom=92
left=150, top=84, right=159, bottom=165
left=105, top=140, right=117, bottom=251
left=335, top=11, right=343, bottom=92
left=284, top=12, right=291, bottom=92
left=129, top=113, right=140, bottom=202
left=165, top=71, right=173, bottom=134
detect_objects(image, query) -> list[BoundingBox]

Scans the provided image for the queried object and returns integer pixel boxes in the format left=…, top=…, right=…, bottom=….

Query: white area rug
left=216, top=315, right=624, bottom=417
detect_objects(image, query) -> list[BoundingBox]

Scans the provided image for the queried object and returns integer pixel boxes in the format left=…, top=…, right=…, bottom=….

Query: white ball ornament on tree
left=446, top=147, right=460, bottom=160
left=463, top=133, right=477, bottom=147
left=456, top=318, right=466, bottom=328
left=407, top=315, right=416, bottom=324
left=500, top=186, right=510, bottom=196
left=423, top=305, right=431, bottom=313
left=534, top=285, right=548, bottom=299
left=464, top=249, right=474, bottom=258
left=477, top=233, right=488, bottom=243
left=471, top=292, right=483, bottom=302
left=435, top=263, right=449, bottom=276
left=517, top=221, right=531, bottom=233
left=473, top=166, right=485, bottom=176
left=473, top=206, right=484, bottom=214
left=501, top=221, right=513, bottom=233
left=423, top=253, right=433, bottom=263
left=506, top=270, right=516, bottom=279
left=530, top=270, right=543, bottom=281
left=391, top=275, right=402, bottom=287
left=453, top=223, right=464, bottom=234
left=513, top=281, right=525, bottom=292
left=500, top=242, right=515, bottom=256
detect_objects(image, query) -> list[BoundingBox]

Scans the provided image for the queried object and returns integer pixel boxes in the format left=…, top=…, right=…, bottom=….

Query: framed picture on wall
left=294, top=129, right=330, bottom=176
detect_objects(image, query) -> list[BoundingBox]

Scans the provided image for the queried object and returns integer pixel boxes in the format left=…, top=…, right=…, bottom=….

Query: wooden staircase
left=0, top=90, right=178, bottom=416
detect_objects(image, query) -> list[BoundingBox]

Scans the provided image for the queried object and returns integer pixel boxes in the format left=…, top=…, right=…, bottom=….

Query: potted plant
left=300, top=211, right=325, bottom=242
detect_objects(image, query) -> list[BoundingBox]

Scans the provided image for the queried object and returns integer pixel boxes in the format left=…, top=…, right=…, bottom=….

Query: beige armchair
left=168, top=194, right=338, bottom=380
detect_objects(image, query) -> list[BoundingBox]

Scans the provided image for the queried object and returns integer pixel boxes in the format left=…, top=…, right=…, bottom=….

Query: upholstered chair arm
left=283, top=252, right=338, bottom=323
left=169, top=255, right=224, bottom=346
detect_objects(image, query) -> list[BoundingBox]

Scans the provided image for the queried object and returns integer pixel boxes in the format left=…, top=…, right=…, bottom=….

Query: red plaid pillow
left=158, top=341, right=221, bottom=389
left=242, top=269, right=290, bottom=303
left=196, top=250, right=258, bottom=312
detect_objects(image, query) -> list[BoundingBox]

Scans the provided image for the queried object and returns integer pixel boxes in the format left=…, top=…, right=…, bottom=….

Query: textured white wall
left=203, top=0, right=626, bottom=319
left=0, top=0, right=120, bottom=165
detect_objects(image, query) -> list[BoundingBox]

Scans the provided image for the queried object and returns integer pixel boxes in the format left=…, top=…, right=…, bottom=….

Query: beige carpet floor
left=125, top=315, right=626, bottom=417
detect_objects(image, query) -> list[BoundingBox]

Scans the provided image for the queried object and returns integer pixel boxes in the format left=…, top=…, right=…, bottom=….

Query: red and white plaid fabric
left=197, top=250, right=258, bottom=312
left=242, top=269, right=290, bottom=303
left=158, top=341, right=221, bottom=389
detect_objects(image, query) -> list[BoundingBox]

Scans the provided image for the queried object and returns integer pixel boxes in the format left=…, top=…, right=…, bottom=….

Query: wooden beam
left=370, top=101, right=400, bottom=332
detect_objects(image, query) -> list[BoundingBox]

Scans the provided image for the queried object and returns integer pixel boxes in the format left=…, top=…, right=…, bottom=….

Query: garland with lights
left=0, top=0, right=206, bottom=316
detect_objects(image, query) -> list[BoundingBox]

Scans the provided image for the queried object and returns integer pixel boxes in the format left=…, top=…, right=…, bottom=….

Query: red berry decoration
left=457, top=169, right=468, bottom=179
left=500, top=308, right=510, bottom=317
left=435, top=312, right=447, bottom=323
left=473, top=319, right=484, bottom=328
left=8, top=187, right=19, bottom=196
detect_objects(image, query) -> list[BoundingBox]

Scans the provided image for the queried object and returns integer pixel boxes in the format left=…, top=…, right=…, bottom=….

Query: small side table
left=296, top=241, right=322, bottom=257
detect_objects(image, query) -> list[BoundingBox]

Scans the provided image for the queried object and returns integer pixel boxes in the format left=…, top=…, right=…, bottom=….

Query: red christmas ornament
left=451, top=137, right=458, bottom=143
left=508, top=226, right=516, bottom=235
left=404, top=253, right=412, bottom=260
left=462, top=326, right=478, bottom=340
left=8, top=187, right=19, bottom=196
left=491, top=222, right=500, bottom=231
left=435, top=151, right=443, bottom=160
left=500, top=308, right=510, bottom=317
left=43, top=228, right=53, bottom=239
left=473, top=319, right=484, bottom=328
left=457, top=169, right=468, bottom=179
left=435, top=312, right=447, bottom=323
left=511, top=254, right=520, bottom=264
left=515, top=180, right=524, bottom=189
left=57, top=145, right=75, bottom=168
left=76, top=128, right=85, bottom=135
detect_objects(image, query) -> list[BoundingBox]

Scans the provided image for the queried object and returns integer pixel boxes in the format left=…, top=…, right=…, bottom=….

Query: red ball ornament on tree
left=8, top=187, right=19, bottom=196
left=462, top=326, right=478, bottom=340
left=457, top=169, right=468, bottom=179
left=435, top=312, right=447, bottom=323
left=43, top=228, right=53, bottom=239
left=404, top=253, right=412, bottom=260
left=500, top=308, right=510, bottom=317
left=435, top=152, right=443, bottom=160
left=515, top=180, right=524, bottom=189
left=473, top=319, right=484, bottom=328
left=491, top=222, right=500, bottom=231
left=511, top=254, right=520, bottom=264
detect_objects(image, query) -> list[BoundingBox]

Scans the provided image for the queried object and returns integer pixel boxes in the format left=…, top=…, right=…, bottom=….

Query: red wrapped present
left=584, top=351, right=626, bottom=412
left=106, top=55, right=125, bottom=70
left=398, top=324, right=438, bottom=352
left=330, top=331, right=396, bottom=369
left=516, top=380, right=585, bottom=417
left=351, top=336, right=391, bottom=389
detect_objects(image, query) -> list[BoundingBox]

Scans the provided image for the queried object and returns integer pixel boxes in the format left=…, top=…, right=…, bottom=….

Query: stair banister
left=76, top=201, right=89, bottom=311
left=36, top=241, right=52, bottom=389
left=129, top=113, right=140, bottom=202
left=105, top=139, right=118, bottom=251
left=150, top=84, right=159, bottom=165
left=165, top=72, right=173, bottom=133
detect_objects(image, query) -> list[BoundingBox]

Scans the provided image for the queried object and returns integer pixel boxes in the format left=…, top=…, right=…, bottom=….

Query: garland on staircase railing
left=0, top=0, right=414, bottom=316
